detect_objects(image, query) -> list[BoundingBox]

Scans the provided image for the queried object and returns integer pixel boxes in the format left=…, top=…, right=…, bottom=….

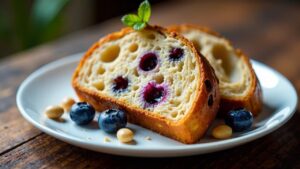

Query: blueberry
left=169, top=47, right=184, bottom=61
left=225, top=108, right=253, bottom=132
left=70, top=102, right=95, bottom=125
left=98, top=109, right=127, bottom=133
left=139, top=52, right=158, bottom=71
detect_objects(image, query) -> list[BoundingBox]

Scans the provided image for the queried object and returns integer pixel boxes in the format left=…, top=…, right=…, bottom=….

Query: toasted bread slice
left=72, top=26, right=220, bottom=143
left=168, top=25, right=262, bottom=116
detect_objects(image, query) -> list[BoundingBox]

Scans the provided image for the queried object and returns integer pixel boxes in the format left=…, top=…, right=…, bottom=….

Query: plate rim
left=16, top=53, right=298, bottom=156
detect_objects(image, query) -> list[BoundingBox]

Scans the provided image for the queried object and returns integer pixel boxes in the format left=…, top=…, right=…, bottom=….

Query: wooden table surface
left=1, top=1, right=299, bottom=168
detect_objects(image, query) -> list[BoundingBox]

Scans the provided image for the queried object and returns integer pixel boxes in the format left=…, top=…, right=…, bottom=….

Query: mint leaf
left=121, top=0, right=151, bottom=31
left=121, top=14, right=141, bottom=27
left=138, top=0, right=151, bottom=22
left=133, top=22, right=146, bottom=31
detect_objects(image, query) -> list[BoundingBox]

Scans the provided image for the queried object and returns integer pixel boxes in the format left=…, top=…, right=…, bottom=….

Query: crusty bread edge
left=168, top=24, right=263, bottom=116
left=72, top=25, right=220, bottom=144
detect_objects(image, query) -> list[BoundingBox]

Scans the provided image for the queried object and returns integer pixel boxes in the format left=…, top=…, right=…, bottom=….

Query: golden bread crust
left=72, top=25, right=220, bottom=143
left=168, top=24, right=262, bottom=116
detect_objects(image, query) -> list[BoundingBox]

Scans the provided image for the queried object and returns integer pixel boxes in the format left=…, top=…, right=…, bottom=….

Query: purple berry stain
left=139, top=52, right=158, bottom=71
left=169, top=47, right=184, bottom=61
left=142, top=81, right=168, bottom=107
left=112, top=76, right=129, bottom=93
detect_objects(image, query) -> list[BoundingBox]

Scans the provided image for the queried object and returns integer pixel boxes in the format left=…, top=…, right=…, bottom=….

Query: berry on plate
left=98, top=109, right=127, bottom=133
left=225, top=108, right=253, bottom=132
left=70, top=102, right=95, bottom=125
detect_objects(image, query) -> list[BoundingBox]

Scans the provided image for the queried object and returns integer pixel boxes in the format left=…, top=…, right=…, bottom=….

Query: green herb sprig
left=121, top=0, right=151, bottom=31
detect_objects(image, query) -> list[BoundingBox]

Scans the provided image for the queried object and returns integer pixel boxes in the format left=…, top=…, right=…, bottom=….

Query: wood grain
left=0, top=107, right=41, bottom=155
left=0, top=1, right=299, bottom=169
left=0, top=21, right=123, bottom=155
left=1, top=114, right=300, bottom=169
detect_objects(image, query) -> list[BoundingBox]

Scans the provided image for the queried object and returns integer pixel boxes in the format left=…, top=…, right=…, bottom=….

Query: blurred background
left=0, top=0, right=163, bottom=58
left=0, top=0, right=299, bottom=58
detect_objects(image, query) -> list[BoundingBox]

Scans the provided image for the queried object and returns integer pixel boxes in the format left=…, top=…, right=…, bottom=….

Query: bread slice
left=72, top=26, right=220, bottom=143
left=168, top=25, right=262, bottom=116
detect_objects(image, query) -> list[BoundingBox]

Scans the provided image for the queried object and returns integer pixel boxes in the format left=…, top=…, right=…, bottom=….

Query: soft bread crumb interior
left=181, top=30, right=252, bottom=98
left=77, top=29, right=200, bottom=121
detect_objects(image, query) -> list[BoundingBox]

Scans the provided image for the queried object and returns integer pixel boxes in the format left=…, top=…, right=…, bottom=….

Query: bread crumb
left=144, top=136, right=151, bottom=140
left=104, top=137, right=111, bottom=142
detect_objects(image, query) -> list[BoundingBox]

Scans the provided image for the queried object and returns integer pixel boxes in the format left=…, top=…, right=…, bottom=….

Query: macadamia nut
left=44, top=105, right=64, bottom=119
left=117, top=128, right=134, bottom=143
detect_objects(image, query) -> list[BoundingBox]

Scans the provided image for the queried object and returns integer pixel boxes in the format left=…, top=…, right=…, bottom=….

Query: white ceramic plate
left=17, top=53, right=298, bottom=157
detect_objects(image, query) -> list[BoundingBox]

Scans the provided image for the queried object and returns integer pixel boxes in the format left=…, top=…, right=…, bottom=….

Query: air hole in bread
left=189, top=75, right=195, bottom=82
left=93, top=81, right=105, bottom=91
left=176, top=89, right=182, bottom=96
left=190, top=61, right=196, bottom=69
left=139, top=31, right=156, bottom=40
left=84, top=77, right=88, bottom=83
left=171, top=112, right=178, bottom=118
left=100, top=45, right=120, bottom=62
left=97, top=66, right=106, bottom=75
left=147, top=33, right=156, bottom=40
left=153, top=74, right=164, bottom=84
left=86, top=67, right=92, bottom=76
left=124, top=67, right=129, bottom=73
left=185, top=91, right=191, bottom=102
left=168, top=77, right=174, bottom=85
left=141, top=43, right=147, bottom=47
left=109, top=67, right=115, bottom=72
left=129, top=43, right=138, bottom=52
left=178, top=75, right=183, bottom=80
left=132, top=85, right=139, bottom=91
left=133, top=68, right=139, bottom=77
left=179, top=110, right=184, bottom=115
left=170, top=100, right=180, bottom=107
left=208, top=94, right=213, bottom=106
left=178, top=62, right=184, bottom=72
left=191, top=39, right=202, bottom=52
left=212, top=44, right=233, bottom=77
left=130, top=54, right=137, bottom=61
left=155, top=46, right=161, bottom=51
